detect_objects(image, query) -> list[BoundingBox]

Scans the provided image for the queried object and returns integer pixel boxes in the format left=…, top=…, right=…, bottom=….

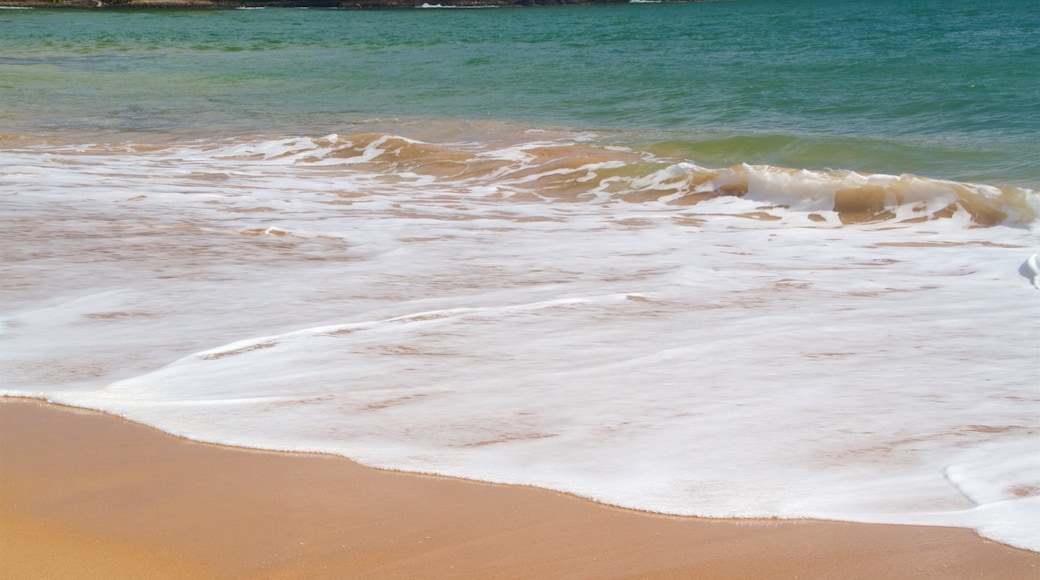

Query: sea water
left=1, top=0, right=1038, bottom=551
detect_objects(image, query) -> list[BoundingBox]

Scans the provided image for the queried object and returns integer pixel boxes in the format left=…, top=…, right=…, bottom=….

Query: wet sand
left=2, top=397, right=1037, bottom=579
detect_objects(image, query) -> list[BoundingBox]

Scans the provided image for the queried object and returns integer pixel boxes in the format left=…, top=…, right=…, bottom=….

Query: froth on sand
left=2, top=398, right=1037, bottom=579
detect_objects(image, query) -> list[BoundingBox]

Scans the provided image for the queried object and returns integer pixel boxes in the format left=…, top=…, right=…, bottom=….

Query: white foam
left=2, top=135, right=1038, bottom=551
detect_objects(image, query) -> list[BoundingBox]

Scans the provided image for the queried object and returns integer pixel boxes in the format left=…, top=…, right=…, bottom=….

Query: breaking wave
left=192, top=132, right=1040, bottom=227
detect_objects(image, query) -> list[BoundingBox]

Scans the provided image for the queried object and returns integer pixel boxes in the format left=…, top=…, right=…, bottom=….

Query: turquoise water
left=2, top=0, right=1038, bottom=185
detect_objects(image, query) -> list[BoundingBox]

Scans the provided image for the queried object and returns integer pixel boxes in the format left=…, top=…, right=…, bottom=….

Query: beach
left=2, top=2, right=1038, bottom=575
left=3, top=397, right=1038, bottom=579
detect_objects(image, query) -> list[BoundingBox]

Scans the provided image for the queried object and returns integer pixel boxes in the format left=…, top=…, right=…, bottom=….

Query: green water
left=1, top=0, right=1038, bottom=185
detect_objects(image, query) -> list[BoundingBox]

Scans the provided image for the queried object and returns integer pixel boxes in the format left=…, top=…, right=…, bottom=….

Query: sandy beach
left=1, top=397, right=1036, bottom=579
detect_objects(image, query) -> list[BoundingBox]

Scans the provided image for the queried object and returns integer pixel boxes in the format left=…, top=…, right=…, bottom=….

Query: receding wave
left=197, top=132, right=1039, bottom=228
left=4, top=127, right=1039, bottom=552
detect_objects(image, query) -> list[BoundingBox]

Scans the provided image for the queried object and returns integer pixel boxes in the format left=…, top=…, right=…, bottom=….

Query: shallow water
left=3, top=0, right=1039, bottom=183
left=2, top=0, right=1039, bottom=551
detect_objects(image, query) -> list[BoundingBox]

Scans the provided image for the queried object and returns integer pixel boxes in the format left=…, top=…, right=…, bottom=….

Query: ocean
left=2, top=0, right=1038, bottom=551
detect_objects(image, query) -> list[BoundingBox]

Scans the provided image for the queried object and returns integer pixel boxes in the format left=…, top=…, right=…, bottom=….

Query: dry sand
left=2, top=397, right=1037, bottom=579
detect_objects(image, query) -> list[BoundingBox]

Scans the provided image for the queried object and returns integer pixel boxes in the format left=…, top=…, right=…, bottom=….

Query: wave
left=4, top=127, right=1038, bottom=552
left=5, top=130, right=1036, bottom=228
left=197, top=132, right=1039, bottom=228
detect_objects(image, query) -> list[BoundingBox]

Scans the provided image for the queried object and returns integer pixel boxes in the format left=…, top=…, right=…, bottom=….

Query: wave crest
left=35, top=132, right=1039, bottom=228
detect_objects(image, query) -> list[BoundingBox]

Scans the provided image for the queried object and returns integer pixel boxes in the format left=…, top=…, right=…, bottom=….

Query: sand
left=1, top=397, right=1037, bottom=579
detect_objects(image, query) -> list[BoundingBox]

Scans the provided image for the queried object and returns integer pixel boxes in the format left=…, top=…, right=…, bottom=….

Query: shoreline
left=2, top=396, right=1037, bottom=578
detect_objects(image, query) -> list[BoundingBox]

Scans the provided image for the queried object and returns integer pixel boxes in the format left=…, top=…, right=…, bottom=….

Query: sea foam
left=2, top=133, right=1038, bottom=551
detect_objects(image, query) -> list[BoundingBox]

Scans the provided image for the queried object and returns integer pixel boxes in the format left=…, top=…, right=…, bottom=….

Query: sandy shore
left=1, top=398, right=1036, bottom=579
